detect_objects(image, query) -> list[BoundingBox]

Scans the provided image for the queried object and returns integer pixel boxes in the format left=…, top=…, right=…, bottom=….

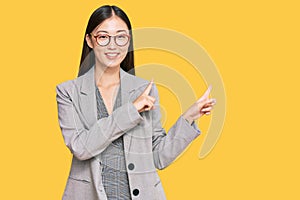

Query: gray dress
left=96, top=84, right=131, bottom=200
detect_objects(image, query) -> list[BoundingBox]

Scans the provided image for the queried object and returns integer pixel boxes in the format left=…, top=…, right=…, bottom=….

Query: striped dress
left=96, top=84, right=132, bottom=200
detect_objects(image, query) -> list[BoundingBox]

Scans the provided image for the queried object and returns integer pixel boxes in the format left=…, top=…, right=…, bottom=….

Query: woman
left=56, top=5, right=216, bottom=200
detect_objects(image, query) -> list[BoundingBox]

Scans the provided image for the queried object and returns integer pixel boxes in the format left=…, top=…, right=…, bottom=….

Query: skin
left=86, top=13, right=129, bottom=115
left=85, top=12, right=216, bottom=123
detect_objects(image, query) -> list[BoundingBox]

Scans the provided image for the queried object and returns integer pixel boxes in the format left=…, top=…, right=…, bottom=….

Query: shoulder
left=56, top=76, right=83, bottom=97
left=56, top=67, right=90, bottom=92
left=123, top=71, right=149, bottom=86
left=122, top=70, right=155, bottom=89
left=122, top=71, right=159, bottom=97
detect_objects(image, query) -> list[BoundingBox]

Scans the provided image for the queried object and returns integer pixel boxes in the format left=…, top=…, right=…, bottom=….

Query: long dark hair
left=78, top=5, right=135, bottom=77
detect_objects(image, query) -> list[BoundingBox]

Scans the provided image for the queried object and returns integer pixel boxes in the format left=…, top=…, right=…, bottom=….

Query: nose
left=107, top=37, right=117, bottom=50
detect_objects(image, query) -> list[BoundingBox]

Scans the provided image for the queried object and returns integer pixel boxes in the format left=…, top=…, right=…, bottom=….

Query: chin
left=104, top=59, right=123, bottom=68
left=102, top=63, right=120, bottom=70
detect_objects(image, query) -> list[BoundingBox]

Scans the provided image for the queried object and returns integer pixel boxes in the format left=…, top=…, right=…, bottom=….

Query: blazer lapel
left=119, top=68, right=142, bottom=154
left=78, top=66, right=137, bottom=128
left=79, top=66, right=97, bottom=127
left=120, top=68, right=137, bottom=104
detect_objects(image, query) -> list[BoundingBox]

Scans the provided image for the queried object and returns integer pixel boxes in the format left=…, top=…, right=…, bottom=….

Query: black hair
left=78, top=5, right=135, bottom=77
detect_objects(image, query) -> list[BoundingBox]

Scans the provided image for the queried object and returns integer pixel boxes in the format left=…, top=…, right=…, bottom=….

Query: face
left=86, top=15, right=130, bottom=69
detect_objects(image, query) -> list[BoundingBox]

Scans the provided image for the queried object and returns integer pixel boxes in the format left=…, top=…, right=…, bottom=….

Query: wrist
left=182, top=113, right=193, bottom=125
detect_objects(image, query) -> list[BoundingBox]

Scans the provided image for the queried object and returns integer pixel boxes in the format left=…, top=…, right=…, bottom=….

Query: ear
left=85, top=34, right=94, bottom=49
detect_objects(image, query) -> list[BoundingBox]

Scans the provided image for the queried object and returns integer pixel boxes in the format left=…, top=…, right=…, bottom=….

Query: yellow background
left=1, top=0, right=299, bottom=199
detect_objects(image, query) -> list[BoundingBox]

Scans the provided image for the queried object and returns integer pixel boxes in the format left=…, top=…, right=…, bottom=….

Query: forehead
left=93, top=16, right=129, bottom=34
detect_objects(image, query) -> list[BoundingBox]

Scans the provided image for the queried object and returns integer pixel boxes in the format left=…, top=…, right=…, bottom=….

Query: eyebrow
left=95, top=30, right=128, bottom=34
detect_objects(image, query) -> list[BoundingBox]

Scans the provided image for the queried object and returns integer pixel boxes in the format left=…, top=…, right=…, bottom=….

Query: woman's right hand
left=133, top=79, right=156, bottom=113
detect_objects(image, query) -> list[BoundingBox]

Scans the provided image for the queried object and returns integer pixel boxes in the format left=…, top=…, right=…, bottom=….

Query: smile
left=105, top=52, right=120, bottom=59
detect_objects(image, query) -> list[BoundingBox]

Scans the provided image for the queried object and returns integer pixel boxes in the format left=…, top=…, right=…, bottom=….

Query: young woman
left=56, top=5, right=216, bottom=200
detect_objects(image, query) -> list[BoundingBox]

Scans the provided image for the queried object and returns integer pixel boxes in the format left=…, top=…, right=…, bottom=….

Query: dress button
left=133, top=189, right=139, bottom=196
left=128, top=163, right=135, bottom=170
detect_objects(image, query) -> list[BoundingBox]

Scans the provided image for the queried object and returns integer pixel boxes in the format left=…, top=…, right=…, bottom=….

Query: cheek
left=119, top=46, right=129, bottom=58
left=121, top=43, right=130, bottom=52
left=93, top=47, right=105, bottom=55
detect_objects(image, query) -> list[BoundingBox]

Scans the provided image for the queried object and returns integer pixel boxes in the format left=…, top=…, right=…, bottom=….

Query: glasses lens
left=115, top=34, right=129, bottom=46
left=97, top=35, right=109, bottom=46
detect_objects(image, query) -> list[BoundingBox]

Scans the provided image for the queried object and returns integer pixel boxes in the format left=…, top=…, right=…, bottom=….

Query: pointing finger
left=203, top=85, right=212, bottom=98
left=197, top=85, right=212, bottom=103
left=143, top=78, right=154, bottom=95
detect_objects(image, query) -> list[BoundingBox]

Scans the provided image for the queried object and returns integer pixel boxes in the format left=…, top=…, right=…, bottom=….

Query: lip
left=105, top=52, right=120, bottom=59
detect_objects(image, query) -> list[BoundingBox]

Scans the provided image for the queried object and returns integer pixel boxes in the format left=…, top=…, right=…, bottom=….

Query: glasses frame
left=91, top=33, right=131, bottom=47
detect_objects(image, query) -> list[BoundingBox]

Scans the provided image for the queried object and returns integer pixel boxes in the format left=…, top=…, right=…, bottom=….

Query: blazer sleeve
left=56, top=82, right=143, bottom=161
left=151, top=84, right=201, bottom=169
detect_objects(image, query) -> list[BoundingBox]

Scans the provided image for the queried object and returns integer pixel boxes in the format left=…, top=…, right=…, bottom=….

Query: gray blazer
left=56, top=66, right=200, bottom=200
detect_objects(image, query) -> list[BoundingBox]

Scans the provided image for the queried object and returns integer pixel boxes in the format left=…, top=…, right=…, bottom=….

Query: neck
left=94, top=64, right=120, bottom=87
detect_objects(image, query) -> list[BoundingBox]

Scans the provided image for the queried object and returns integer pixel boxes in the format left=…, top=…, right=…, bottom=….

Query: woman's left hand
left=182, top=86, right=216, bottom=124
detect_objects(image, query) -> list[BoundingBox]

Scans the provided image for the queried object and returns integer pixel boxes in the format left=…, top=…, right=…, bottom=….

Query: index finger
left=143, top=78, right=154, bottom=95
left=197, top=85, right=212, bottom=103
left=203, top=85, right=212, bottom=97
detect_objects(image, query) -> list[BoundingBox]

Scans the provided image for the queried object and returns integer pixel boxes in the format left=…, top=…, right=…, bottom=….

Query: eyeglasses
left=91, top=33, right=131, bottom=47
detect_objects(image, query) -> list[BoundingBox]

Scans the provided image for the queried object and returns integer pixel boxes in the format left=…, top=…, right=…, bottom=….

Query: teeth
left=106, top=53, right=118, bottom=56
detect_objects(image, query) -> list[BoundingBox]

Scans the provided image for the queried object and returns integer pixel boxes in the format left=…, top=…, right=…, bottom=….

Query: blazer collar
left=80, top=66, right=136, bottom=102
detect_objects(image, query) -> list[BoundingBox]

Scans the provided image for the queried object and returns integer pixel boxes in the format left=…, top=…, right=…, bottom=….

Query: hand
left=182, top=86, right=216, bottom=124
left=133, top=79, right=156, bottom=113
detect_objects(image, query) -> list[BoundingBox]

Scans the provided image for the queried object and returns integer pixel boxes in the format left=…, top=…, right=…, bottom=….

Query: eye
left=97, top=35, right=109, bottom=39
left=117, top=34, right=126, bottom=39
